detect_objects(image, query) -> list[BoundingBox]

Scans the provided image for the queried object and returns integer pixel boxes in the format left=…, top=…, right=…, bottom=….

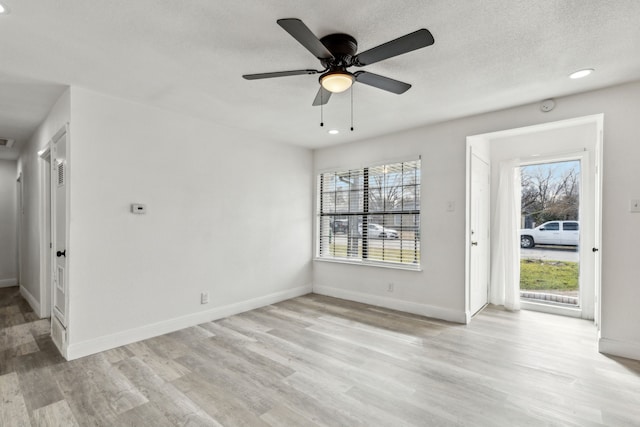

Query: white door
left=469, top=154, right=490, bottom=315
left=52, top=129, right=69, bottom=327
left=520, top=153, right=596, bottom=320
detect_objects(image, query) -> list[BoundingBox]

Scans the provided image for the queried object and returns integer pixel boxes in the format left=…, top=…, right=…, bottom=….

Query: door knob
left=56, top=250, right=66, bottom=257
left=592, top=247, right=599, bottom=252
left=471, top=241, right=478, bottom=246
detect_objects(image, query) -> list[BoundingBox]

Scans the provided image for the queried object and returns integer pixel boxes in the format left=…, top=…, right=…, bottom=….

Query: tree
left=521, top=161, right=579, bottom=225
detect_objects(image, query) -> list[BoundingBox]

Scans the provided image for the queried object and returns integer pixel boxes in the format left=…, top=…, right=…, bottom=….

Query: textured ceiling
left=1, top=0, right=640, bottom=160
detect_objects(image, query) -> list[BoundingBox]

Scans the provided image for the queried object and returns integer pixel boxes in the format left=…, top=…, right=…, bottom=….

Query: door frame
left=50, top=124, right=70, bottom=328
left=38, top=143, right=52, bottom=318
left=465, top=114, right=603, bottom=325
left=518, top=151, right=595, bottom=319
left=16, top=173, right=23, bottom=288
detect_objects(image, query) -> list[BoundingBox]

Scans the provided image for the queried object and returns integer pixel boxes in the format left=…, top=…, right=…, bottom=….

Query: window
left=543, top=222, right=559, bottom=231
left=563, top=222, right=578, bottom=231
left=317, top=159, right=420, bottom=268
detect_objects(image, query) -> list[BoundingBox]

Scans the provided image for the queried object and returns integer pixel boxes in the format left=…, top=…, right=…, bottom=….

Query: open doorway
left=466, top=114, right=602, bottom=323
left=519, top=159, right=582, bottom=308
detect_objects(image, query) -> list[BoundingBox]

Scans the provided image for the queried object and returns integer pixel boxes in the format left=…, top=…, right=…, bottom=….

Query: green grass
left=520, top=259, right=578, bottom=291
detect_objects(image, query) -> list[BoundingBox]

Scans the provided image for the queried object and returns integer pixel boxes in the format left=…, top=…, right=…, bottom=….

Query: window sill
left=314, top=257, right=422, bottom=272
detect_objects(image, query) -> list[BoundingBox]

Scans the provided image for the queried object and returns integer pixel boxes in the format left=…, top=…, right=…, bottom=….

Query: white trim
left=313, top=258, right=422, bottom=272
left=38, top=145, right=51, bottom=159
left=519, top=300, right=583, bottom=318
left=39, top=143, right=52, bottom=318
left=599, top=338, right=640, bottom=361
left=465, top=114, right=603, bottom=324
left=313, top=284, right=466, bottom=324
left=518, top=150, right=595, bottom=321
left=65, top=284, right=312, bottom=361
left=315, top=154, right=422, bottom=175
left=51, top=124, right=70, bottom=329
left=0, top=278, right=18, bottom=287
left=16, top=173, right=22, bottom=291
left=469, top=114, right=604, bottom=141
left=20, top=285, right=41, bottom=316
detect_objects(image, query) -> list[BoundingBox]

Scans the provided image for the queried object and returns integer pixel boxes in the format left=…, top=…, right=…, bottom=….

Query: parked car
left=330, top=218, right=348, bottom=233
left=358, top=223, right=399, bottom=239
left=520, top=221, right=579, bottom=248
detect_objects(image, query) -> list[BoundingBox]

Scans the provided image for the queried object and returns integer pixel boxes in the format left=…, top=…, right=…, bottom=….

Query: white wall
left=314, top=81, right=640, bottom=360
left=489, top=121, right=598, bottom=226
left=0, top=159, right=17, bottom=287
left=16, top=89, right=70, bottom=311
left=65, top=88, right=313, bottom=359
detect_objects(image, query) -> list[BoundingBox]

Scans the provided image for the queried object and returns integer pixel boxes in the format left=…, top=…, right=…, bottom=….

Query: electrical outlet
left=387, top=283, right=395, bottom=292
left=200, top=292, right=209, bottom=304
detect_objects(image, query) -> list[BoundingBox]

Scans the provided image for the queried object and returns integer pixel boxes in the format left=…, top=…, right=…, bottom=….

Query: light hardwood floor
left=2, top=286, right=640, bottom=426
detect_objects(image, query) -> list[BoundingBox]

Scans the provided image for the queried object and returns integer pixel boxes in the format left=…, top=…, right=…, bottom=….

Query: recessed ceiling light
left=569, top=68, right=594, bottom=79
left=328, top=129, right=339, bottom=135
left=0, top=3, right=9, bottom=14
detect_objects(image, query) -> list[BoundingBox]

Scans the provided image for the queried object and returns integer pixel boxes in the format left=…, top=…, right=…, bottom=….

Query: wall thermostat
left=131, top=203, right=147, bottom=214
left=540, top=99, right=556, bottom=112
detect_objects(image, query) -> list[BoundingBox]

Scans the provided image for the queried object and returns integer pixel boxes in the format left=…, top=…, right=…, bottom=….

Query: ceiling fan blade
left=312, top=86, right=332, bottom=106
left=277, top=18, right=334, bottom=60
left=243, top=69, right=319, bottom=80
left=354, top=29, right=434, bottom=66
left=354, top=71, right=411, bottom=94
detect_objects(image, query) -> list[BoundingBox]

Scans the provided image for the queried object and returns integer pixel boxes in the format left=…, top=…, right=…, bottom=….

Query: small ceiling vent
left=0, top=138, right=15, bottom=148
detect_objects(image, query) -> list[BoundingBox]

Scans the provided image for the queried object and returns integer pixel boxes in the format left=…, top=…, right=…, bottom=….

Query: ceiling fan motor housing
left=319, top=33, right=358, bottom=68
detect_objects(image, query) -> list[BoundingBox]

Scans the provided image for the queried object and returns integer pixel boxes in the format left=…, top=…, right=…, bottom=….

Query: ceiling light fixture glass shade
left=321, top=71, right=354, bottom=93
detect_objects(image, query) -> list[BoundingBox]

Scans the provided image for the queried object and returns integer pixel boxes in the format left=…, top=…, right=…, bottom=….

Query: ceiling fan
left=243, top=18, right=435, bottom=106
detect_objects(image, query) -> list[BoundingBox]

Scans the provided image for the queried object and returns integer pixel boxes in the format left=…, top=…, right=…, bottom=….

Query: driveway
left=520, top=246, right=579, bottom=262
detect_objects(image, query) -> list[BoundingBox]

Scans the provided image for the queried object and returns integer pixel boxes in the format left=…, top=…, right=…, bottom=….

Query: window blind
left=318, top=159, right=420, bottom=267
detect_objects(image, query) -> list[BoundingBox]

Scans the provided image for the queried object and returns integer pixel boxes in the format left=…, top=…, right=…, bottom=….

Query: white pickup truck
left=520, top=221, right=579, bottom=248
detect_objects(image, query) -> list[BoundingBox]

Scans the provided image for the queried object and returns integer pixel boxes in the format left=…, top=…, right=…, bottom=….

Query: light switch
left=630, top=199, right=640, bottom=213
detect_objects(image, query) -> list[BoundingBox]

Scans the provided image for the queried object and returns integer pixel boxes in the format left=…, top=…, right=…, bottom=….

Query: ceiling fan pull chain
left=320, top=90, right=324, bottom=127
left=350, top=85, right=354, bottom=131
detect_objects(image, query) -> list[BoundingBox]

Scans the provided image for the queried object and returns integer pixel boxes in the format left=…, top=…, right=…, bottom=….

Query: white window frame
left=315, top=158, right=421, bottom=270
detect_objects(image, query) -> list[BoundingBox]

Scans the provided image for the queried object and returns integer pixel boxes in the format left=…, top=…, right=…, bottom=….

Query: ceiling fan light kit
left=242, top=18, right=435, bottom=127
left=320, top=70, right=354, bottom=93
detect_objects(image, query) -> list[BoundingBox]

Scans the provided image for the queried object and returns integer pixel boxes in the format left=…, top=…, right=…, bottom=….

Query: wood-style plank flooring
left=2, top=285, right=640, bottom=426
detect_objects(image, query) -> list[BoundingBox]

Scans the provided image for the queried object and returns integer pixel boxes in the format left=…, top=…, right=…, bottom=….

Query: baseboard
left=312, top=285, right=466, bottom=324
left=66, top=284, right=312, bottom=361
left=0, top=278, right=18, bottom=288
left=20, top=285, right=41, bottom=316
left=599, top=337, right=640, bottom=361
